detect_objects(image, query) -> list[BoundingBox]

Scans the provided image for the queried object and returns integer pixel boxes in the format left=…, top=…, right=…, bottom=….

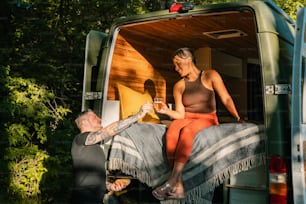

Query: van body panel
left=291, top=7, right=306, bottom=204
left=259, top=30, right=293, bottom=156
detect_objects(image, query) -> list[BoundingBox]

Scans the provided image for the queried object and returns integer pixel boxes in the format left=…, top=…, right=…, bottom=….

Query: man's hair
left=75, top=109, right=93, bottom=129
left=172, top=47, right=196, bottom=64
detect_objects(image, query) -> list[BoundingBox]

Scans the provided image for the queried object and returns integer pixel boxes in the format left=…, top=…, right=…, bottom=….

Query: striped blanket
left=106, top=122, right=265, bottom=204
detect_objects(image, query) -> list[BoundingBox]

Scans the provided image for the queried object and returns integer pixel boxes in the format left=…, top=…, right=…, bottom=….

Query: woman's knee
left=181, top=126, right=194, bottom=136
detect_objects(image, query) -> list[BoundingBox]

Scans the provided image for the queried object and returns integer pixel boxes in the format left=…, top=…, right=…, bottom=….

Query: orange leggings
left=166, top=112, right=219, bottom=167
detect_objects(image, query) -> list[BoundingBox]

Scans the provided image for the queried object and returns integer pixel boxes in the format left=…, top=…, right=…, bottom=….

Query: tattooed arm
left=84, top=130, right=111, bottom=146
left=85, top=103, right=152, bottom=145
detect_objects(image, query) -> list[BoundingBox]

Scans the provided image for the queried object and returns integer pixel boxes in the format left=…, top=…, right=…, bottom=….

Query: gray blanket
left=107, top=122, right=265, bottom=204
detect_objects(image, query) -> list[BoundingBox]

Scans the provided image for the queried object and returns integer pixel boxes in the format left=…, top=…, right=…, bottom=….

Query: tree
left=0, top=0, right=149, bottom=202
left=274, top=0, right=304, bottom=20
left=0, top=65, right=72, bottom=202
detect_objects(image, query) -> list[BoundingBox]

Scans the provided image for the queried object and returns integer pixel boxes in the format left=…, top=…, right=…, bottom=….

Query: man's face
left=87, top=112, right=102, bottom=128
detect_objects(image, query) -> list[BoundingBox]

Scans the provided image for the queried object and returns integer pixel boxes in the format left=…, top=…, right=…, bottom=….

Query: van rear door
left=82, top=30, right=108, bottom=113
left=291, top=7, right=306, bottom=204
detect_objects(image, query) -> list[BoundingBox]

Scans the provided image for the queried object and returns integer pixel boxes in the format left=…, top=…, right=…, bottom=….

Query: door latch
left=265, top=84, right=291, bottom=95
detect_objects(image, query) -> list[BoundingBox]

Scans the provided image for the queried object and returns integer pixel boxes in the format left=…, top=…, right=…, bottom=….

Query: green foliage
left=0, top=65, right=72, bottom=201
left=7, top=124, right=31, bottom=146
left=274, top=0, right=304, bottom=20
left=8, top=151, right=49, bottom=199
left=5, top=71, right=70, bottom=144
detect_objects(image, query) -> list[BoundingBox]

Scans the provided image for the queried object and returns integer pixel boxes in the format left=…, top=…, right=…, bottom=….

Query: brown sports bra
left=182, top=71, right=216, bottom=113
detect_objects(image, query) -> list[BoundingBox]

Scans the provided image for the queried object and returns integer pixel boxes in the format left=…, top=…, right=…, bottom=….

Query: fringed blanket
left=107, top=122, right=265, bottom=204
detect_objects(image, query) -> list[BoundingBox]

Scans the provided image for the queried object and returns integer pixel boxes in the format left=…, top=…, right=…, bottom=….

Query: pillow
left=116, top=83, right=160, bottom=124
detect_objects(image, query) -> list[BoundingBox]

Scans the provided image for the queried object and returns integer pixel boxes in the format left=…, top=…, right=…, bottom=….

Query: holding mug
left=153, top=98, right=163, bottom=111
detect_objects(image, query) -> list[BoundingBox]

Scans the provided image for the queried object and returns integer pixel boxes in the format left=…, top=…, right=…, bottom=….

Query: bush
left=0, top=65, right=73, bottom=202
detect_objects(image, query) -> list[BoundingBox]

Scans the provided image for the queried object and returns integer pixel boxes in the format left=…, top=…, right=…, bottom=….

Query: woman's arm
left=210, top=70, right=240, bottom=121
left=155, top=80, right=185, bottom=119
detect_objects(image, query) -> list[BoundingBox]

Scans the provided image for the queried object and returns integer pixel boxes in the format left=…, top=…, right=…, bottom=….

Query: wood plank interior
left=107, top=34, right=169, bottom=102
left=106, top=9, right=260, bottom=120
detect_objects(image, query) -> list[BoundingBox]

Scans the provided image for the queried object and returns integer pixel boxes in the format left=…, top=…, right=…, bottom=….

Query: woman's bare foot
left=152, top=181, right=185, bottom=200
left=152, top=182, right=174, bottom=200
left=167, top=182, right=185, bottom=200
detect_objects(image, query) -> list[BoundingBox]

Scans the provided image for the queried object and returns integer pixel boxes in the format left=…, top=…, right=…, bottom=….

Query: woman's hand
left=237, top=117, right=246, bottom=123
left=154, top=102, right=168, bottom=114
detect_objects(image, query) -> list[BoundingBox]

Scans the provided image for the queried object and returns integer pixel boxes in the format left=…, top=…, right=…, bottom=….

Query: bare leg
left=166, top=162, right=185, bottom=199
left=168, top=161, right=184, bottom=186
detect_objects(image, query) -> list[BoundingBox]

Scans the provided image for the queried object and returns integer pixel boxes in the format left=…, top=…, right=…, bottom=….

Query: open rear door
left=82, top=30, right=108, bottom=113
left=291, top=7, right=306, bottom=204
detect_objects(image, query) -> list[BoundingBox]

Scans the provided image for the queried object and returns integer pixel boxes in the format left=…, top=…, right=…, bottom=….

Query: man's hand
left=106, top=178, right=131, bottom=192
left=137, top=102, right=153, bottom=119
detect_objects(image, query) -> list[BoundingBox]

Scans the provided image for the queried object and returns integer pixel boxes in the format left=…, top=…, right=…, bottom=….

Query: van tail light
left=169, top=2, right=194, bottom=13
left=269, top=155, right=287, bottom=204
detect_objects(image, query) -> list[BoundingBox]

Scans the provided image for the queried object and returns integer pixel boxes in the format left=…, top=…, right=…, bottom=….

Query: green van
left=81, top=1, right=306, bottom=203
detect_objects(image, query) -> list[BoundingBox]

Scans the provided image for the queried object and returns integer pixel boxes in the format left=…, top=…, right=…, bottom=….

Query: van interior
left=103, top=8, right=264, bottom=124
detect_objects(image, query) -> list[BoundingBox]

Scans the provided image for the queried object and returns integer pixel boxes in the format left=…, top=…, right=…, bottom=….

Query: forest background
left=0, top=0, right=304, bottom=203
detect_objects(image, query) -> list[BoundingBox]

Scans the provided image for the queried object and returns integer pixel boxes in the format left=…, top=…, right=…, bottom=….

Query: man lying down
left=106, top=121, right=265, bottom=204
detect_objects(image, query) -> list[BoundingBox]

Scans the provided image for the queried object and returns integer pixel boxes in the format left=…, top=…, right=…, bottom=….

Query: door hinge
left=265, top=84, right=291, bottom=95
left=84, top=92, right=102, bottom=100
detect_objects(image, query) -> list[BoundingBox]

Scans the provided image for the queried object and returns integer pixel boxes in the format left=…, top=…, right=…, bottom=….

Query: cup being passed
left=153, top=97, right=163, bottom=111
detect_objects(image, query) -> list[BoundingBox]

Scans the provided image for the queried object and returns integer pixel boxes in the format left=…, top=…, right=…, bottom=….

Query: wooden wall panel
left=107, top=34, right=167, bottom=103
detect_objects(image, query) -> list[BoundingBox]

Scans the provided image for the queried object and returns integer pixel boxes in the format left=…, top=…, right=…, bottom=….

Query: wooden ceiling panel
left=118, top=10, right=258, bottom=60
